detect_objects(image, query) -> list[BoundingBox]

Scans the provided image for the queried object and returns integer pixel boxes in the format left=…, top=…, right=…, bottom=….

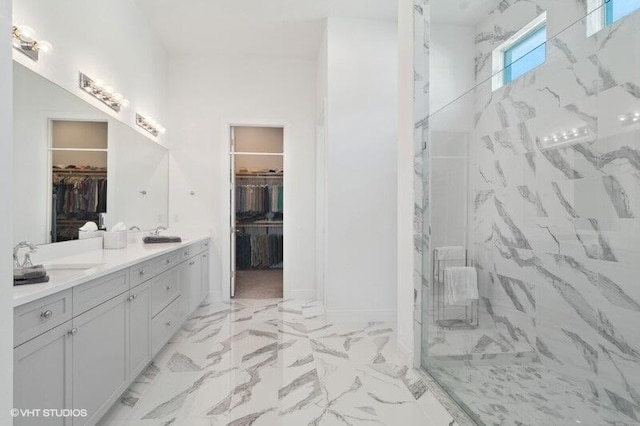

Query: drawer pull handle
left=166, top=259, right=171, bottom=264
left=166, top=285, right=172, bottom=290
left=204, top=243, right=209, bottom=247
left=202, top=254, right=207, bottom=258
left=68, top=328, right=78, bottom=336
left=189, top=261, right=195, bottom=266
left=139, top=269, right=146, bottom=276
left=127, top=295, right=134, bottom=302
left=166, top=321, right=172, bottom=327
left=41, top=310, right=53, bottom=319
left=184, top=251, right=188, bottom=256
left=132, top=294, right=137, bottom=300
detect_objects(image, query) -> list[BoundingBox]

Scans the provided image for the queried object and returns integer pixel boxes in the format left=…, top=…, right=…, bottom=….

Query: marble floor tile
left=100, top=298, right=453, bottom=426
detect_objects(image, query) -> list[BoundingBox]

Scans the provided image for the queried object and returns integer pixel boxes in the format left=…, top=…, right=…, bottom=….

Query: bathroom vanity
left=12, top=236, right=211, bottom=425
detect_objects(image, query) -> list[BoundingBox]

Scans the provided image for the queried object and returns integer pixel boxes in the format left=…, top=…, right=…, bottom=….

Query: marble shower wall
left=468, top=0, right=640, bottom=416
left=413, top=0, right=430, bottom=368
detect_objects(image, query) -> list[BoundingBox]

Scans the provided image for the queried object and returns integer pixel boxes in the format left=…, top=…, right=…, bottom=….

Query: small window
left=491, top=12, right=547, bottom=91
left=504, top=26, right=547, bottom=85
left=605, top=0, right=640, bottom=25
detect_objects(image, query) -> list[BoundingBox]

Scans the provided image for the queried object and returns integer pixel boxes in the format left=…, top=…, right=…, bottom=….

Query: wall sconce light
left=12, top=25, right=53, bottom=62
left=618, top=111, right=640, bottom=127
left=79, top=72, right=129, bottom=112
left=541, top=126, right=591, bottom=150
left=136, top=113, right=166, bottom=137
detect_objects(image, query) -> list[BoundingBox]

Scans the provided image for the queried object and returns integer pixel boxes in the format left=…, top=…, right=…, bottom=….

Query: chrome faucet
left=129, top=226, right=141, bottom=231
left=152, top=226, right=167, bottom=236
left=14, top=241, right=37, bottom=269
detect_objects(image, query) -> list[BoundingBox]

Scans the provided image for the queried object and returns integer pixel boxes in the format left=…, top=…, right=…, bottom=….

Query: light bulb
left=619, top=115, right=627, bottom=122
left=103, top=86, right=114, bottom=95
left=543, top=137, right=549, bottom=142
left=158, top=126, right=166, bottom=134
left=634, top=112, right=640, bottom=117
left=17, top=25, right=36, bottom=41
left=93, top=79, right=104, bottom=89
left=120, top=99, right=130, bottom=108
left=112, top=93, right=123, bottom=102
left=35, top=40, right=53, bottom=53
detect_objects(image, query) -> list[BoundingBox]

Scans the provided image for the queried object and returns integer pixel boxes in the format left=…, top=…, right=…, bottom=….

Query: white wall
left=315, top=26, right=328, bottom=304
left=430, top=24, right=475, bottom=129
left=12, top=0, right=167, bottom=144
left=167, top=54, right=317, bottom=300
left=324, top=18, right=399, bottom=321
left=0, top=0, right=13, bottom=418
left=397, top=0, right=415, bottom=354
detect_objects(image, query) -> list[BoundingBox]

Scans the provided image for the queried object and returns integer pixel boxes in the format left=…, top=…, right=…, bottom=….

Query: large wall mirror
left=13, top=62, right=169, bottom=245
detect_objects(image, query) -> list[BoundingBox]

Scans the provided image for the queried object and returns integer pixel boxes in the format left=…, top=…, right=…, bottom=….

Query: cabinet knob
left=68, top=328, right=78, bottom=336
left=202, top=254, right=207, bottom=258
left=184, top=251, right=189, bottom=256
left=204, top=243, right=209, bottom=247
left=127, top=295, right=134, bottom=302
left=189, top=261, right=195, bottom=266
left=166, top=259, right=171, bottom=264
left=166, top=285, right=172, bottom=291
left=139, top=269, right=146, bottom=276
left=41, top=310, right=53, bottom=319
left=166, top=321, right=172, bottom=327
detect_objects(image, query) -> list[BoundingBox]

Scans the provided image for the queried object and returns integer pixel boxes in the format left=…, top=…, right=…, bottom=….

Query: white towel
left=435, top=246, right=466, bottom=261
left=444, top=267, right=478, bottom=306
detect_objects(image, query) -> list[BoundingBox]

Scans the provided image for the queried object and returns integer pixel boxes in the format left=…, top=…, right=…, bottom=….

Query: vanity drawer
left=130, top=258, right=162, bottom=287
left=151, top=296, right=181, bottom=355
left=14, top=289, right=72, bottom=347
left=180, top=245, right=194, bottom=260
left=73, top=270, right=129, bottom=315
left=151, top=268, right=180, bottom=317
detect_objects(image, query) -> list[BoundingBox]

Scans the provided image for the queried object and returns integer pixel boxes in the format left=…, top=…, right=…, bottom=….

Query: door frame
left=222, top=120, right=288, bottom=301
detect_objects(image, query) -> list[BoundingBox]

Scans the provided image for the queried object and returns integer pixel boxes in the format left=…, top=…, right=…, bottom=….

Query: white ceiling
left=431, top=0, right=502, bottom=26
left=135, top=0, right=398, bottom=59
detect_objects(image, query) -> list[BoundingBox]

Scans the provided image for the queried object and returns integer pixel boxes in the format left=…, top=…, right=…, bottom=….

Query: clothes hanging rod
left=53, top=169, right=107, bottom=175
left=236, top=223, right=283, bottom=228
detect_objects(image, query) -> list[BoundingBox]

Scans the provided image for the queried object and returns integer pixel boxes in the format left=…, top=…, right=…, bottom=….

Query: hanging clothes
left=235, top=232, right=283, bottom=270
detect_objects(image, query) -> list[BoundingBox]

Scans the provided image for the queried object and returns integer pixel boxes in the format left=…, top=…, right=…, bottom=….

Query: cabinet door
left=14, top=322, right=72, bottom=426
left=177, top=261, right=192, bottom=321
left=200, top=251, right=210, bottom=302
left=72, top=293, right=129, bottom=426
left=129, top=282, right=151, bottom=380
left=188, top=256, right=203, bottom=313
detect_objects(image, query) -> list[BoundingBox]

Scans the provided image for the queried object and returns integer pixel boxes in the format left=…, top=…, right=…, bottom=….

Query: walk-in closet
left=231, top=126, right=284, bottom=298
left=51, top=120, right=108, bottom=242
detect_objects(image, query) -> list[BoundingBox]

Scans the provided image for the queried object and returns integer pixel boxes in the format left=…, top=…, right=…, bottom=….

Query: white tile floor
left=99, top=298, right=460, bottom=425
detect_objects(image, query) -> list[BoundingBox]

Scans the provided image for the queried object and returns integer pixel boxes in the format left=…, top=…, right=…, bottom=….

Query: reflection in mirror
left=13, top=62, right=169, bottom=246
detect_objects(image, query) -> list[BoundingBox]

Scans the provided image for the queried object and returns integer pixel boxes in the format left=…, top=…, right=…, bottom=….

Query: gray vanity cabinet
left=128, top=281, right=152, bottom=380
left=13, top=240, right=211, bottom=426
left=72, top=292, right=129, bottom=425
left=13, top=322, right=73, bottom=426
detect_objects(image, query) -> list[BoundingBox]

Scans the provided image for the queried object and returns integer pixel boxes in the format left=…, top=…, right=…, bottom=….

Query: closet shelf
left=236, top=173, right=283, bottom=178
left=53, top=168, right=107, bottom=175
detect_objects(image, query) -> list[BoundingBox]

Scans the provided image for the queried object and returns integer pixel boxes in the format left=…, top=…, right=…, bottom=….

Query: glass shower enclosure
left=421, top=3, right=640, bottom=425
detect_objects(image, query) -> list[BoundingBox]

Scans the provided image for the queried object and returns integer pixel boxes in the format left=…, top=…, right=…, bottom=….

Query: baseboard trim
left=326, top=308, right=396, bottom=323
left=284, top=289, right=316, bottom=299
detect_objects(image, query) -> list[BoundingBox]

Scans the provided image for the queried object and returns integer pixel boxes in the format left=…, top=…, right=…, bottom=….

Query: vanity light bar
left=12, top=25, right=53, bottom=62
left=618, top=111, right=640, bottom=126
left=79, top=72, right=129, bottom=113
left=541, top=126, right=590, bottom=149
left=136, top=113, right=166, bottom=137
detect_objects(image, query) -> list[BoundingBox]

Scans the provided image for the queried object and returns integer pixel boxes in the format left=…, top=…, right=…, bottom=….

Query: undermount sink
left=44, top=263, right=104, bottom=271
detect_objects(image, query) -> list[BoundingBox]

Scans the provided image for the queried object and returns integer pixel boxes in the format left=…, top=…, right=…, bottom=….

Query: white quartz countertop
left=13, top=235, right=210, bottom=308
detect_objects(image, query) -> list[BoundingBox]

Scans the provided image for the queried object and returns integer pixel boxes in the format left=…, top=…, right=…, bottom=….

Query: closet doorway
left=50, top=120, right=108, bottom=242
left=230, top=126, right=284, bottom=298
